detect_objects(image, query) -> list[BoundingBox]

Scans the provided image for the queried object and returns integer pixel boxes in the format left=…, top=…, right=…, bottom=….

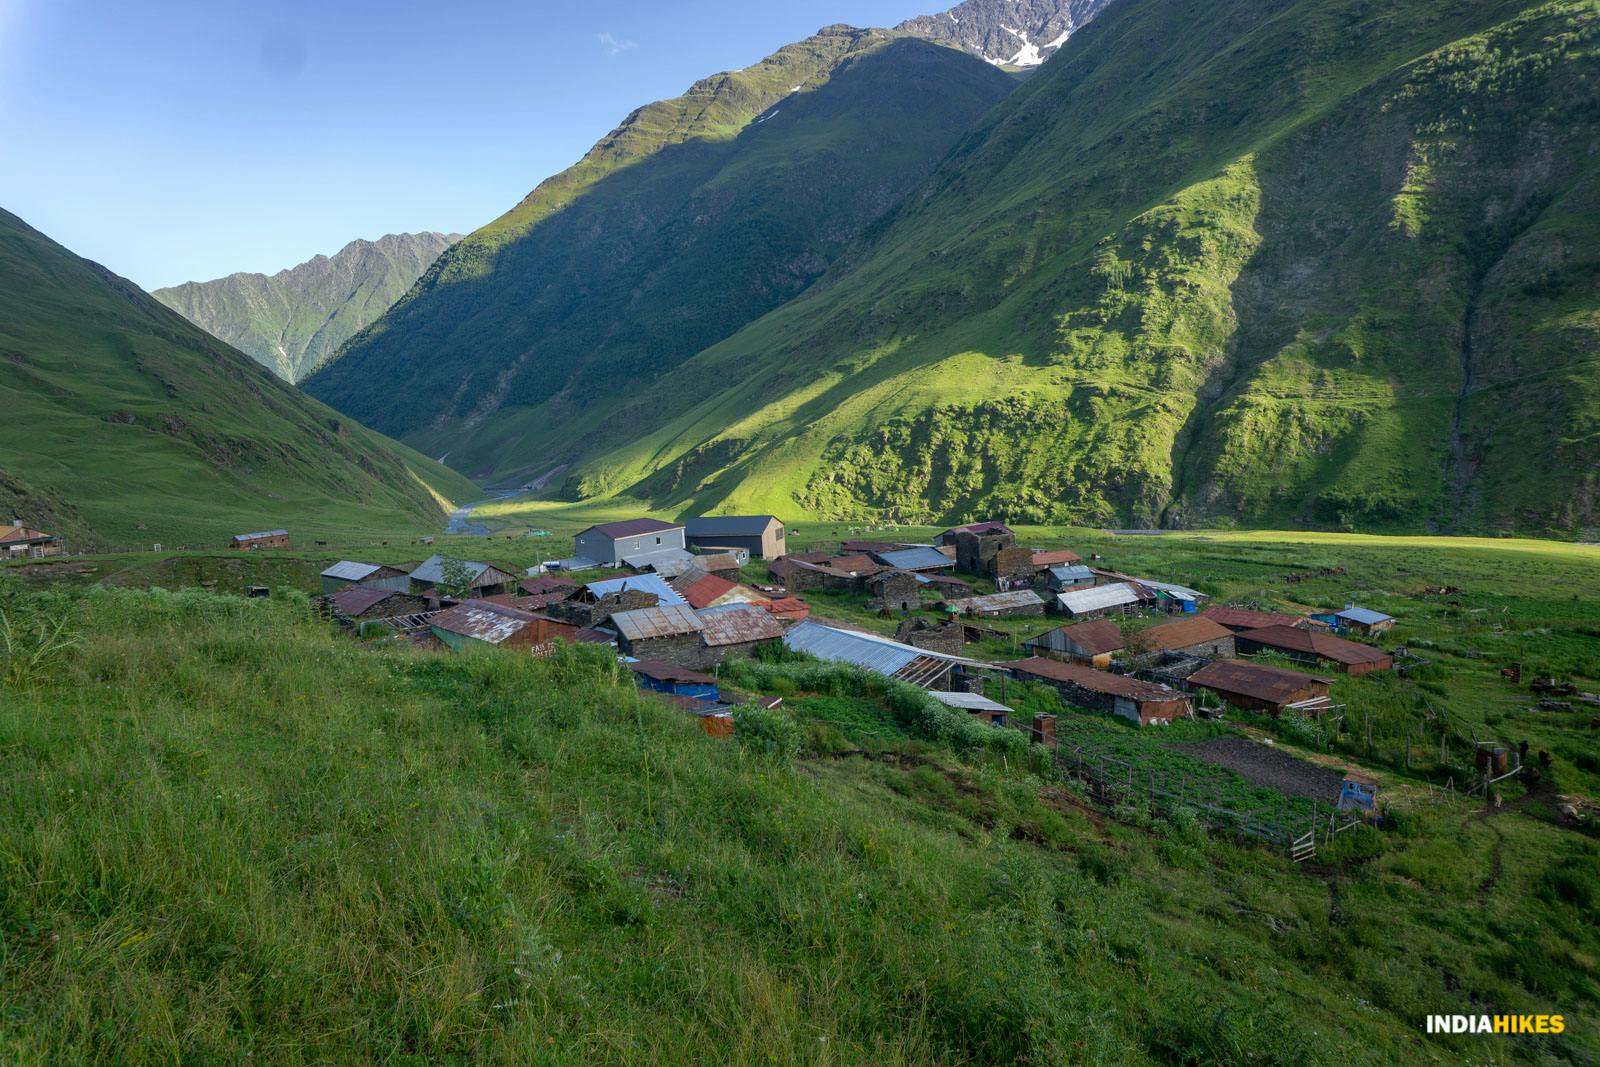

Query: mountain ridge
left=153, top=231, right=460, bottom=382
left=305, top=26, right=1017, bottom=461
left=896, top=0, right=1114, bottom=67
left=0, top=207, right=478, bottom=545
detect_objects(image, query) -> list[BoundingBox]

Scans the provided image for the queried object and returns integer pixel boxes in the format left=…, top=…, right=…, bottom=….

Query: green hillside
left=0, top=208, right=479, bottom=547
left=335, top=0, right=1596, bottom=537
left=3, top=578, right=1597, bottom=1062
left=153, top=232, right=461, bottom=383
left=304, top=28, right=1016, bottom=477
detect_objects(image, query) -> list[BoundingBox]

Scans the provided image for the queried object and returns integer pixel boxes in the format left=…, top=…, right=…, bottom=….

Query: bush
left=731, top=703, right=804, bottom=762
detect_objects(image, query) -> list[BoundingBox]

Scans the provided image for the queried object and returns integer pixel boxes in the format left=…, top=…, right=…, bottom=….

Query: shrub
left=731, top=703, right=804, bottom=763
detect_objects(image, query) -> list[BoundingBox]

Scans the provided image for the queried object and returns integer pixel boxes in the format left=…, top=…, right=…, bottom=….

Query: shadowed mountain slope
left=304, top=28, right=1016, bottom=477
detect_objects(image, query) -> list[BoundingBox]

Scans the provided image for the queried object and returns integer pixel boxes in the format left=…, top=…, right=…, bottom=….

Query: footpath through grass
left=0, top=580, right=1596, bottom=1063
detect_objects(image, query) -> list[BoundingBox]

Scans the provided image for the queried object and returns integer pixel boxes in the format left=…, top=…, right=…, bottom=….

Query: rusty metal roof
left=610, top=604, right=705, bottom=641
left=1134, top=616, right=1233, bottom=652
left=519, top=575, right=579, bottom=596
left=1000, top=657, right=1185, bottom=702
left=1237, top=625, right=1392, bottom=666
left=939, top=521, right=1013, bottom=540
left=232, top=530, right=288, bottom=541
left=1202, top=606, right=1305, bottom=631
left=429, top=599, right=538, bottom=644
left=627, top=660, right=717, bottom=684
left=1026, top=618, right=1125, bottom=655
left=1188, top=660, right=1330, bottom=704
left=696, top=604, right=785, bottom=646
left=945, top=589, right=1045, bottom=614
left=331, top=587, right=400, bottom=616
left=677, top=572, right=740, bottom=609
left=1031, top=549, right=1082, bottom=566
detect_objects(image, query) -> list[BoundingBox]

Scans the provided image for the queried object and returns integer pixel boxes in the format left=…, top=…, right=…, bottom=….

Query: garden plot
left=1176, top=736, right=1345, bottom=803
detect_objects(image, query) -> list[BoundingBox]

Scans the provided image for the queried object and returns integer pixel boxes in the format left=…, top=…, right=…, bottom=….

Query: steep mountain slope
left=304, top=27, right=1015, bottom=473
left=897, top=0, right=1114, bottom=67
left=153, top=232, right=460, bottom=382
left=536, top=0, right=1600, bottom=537
left=0, top=208, right=478, bottom=546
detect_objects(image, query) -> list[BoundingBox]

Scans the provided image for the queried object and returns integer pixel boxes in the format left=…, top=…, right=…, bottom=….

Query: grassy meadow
left=0, top=575, right=1597, bottom=1064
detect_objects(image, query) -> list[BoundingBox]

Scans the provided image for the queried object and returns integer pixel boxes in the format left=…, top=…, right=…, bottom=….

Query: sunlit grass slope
left=0, top=208, right=479, bottom=547
left=0, top=582, right=1596, bottom=1063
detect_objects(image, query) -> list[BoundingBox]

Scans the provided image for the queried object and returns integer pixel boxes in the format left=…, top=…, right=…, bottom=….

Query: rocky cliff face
left=896, top=0, right=1116, bottom=67
left=153, top=232, right=460, bottom=382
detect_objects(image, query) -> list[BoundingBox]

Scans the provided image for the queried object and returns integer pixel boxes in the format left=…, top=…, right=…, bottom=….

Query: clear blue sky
left=0, top=0, right=938, bottom=289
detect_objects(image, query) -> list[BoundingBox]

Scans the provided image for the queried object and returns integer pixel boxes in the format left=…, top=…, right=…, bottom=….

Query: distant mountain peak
left=153, top=231, right=461, bottom=382
left=897, top=0, right=1115, bottom=68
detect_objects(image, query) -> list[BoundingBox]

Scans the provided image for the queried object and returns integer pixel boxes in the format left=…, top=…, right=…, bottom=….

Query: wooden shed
left=1023, top=619, right=1125, bottom=668
left=1186, top=660, right=1334, bottom=716
left=1001, top=657, right=1192, bottom=726
left=1235, top=625, right=1393, bottom=676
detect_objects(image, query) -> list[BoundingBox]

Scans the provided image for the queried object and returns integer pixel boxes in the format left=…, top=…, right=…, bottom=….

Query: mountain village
left=4, top=0, right=1597, bottom=1057
left=273, top=511, right=1503, bottom=855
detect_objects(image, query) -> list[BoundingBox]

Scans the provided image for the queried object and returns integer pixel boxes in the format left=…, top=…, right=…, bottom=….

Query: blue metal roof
left=1336, top=605, right=1393, bottom=625
left=1048, top=564, right=1095, bottom=582
left=875, top=546, right=951, bottom=571
left=585, top=572, right=685, bottom=606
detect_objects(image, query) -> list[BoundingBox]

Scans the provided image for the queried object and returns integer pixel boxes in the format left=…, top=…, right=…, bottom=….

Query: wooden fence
left=1054, top=745, right=1365, bottom=862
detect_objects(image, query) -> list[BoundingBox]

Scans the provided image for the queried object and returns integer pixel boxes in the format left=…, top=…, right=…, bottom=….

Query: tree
left=438, top=558, right=476, bottom=601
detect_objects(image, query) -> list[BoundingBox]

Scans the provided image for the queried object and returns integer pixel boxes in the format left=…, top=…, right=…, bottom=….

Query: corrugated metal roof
left=627, top=659, right=717, bottom=684
left=611, top=604, right=705, bottom=641
left=1237, top=625, right=1391, bottom=665
left=585, top=517, right=683, bottom=539
left=685, top=515, right=779, bottom=537
left=1047, top=564, right=1095, bottom=582
left=1056, top=583, right=1143, bottom=614
left=946, top=590, right=1046, bottom=614
left=0, top=525, right=55, bottom=544
left=1031, top=549, right=1081, bottom=566
left=1189, top=660, right=1329, bottom=704
left=1336, top=605, right=1394, bottom=626
left=621, top=547, right=697, bottom=572
left=696, top=604, right=785, bottom=646
left=547, top=556, right=606, bottom=572
left=1135, top=616, right=1233, bottom=651
left=1026, top=618, right=1125, bottom=655
left=939, top=521, right=1013, bottom=540
left=410, top=554, right=511, bottom=586
left=783, top=620, right=985, bottom=678
left=321, top=560, right=383, bottom=582
left=232, top=530, right=288, bottom=541
left=875, top=546, right=953, bottom=571
left=929, top=690, right=1013, bottom=714
left=1133, top=578, right=1206, bottom=601
left=585, top=572, right=685, bottom=606
left=430, top=600, right=536, bottom=644
left=1203, top=606, right=1305, bottom=631
left=520, top=575, right=579, bottom=596
left=331, top=587, right=399, bottom=616
left=1001, top=657, right=1184, bottom=702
